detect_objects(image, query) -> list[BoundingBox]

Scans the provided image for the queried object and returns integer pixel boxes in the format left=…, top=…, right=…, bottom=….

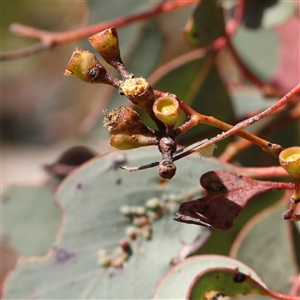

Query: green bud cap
left=279, top=146, right=300, bottom=180
left=89, top=27, right=121, bottom=65
left=64, top=48, right=109, bottom=84
left=89, top=28, right=133, bottom=79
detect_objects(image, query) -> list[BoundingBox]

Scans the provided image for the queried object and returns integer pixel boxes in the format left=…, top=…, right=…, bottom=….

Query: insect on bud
left=279, top=147, right=300, bottom=180
left=64, top=48, right=118, bottom=86
left=103, top=106, right=155, bottom=136
left=153, top=96, right=179, bottom=128
left=110, top=134, right=159, bottom=150
left=89, top=28, right=133, bottom=79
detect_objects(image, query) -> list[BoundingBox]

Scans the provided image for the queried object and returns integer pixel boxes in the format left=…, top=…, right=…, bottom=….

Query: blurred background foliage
left=2, top=1, right=194, bottom=187
left=2, top=0, right=298, bottom=185
left=1, top=0, right=299, bottom=298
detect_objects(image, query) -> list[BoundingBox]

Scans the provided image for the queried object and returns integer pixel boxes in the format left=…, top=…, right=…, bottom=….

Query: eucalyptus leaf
left=243, top=0, right=297, bottom=29
left=2, top=185, right=62, bottom=257
left=183, top=0, right=225, bottom=47
left=230, top=199, right=299, bottom=294
left=175, top=170, right=292, bottom=230
left=3, top=147, right=234, bottom=299
left=187, top=268, right=271, bottom=299
left=232, top=26, right=277, bottom=82
left=153, top=254, right=266, bottom=299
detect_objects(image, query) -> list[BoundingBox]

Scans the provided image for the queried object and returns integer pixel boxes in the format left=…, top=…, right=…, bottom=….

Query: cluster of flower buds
left=64, top=27, right=181, bottom=179
left=103, top=106, right=159, bottom=150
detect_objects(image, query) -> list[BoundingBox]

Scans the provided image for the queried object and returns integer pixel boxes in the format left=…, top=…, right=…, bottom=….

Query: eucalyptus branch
left=0, top=0, right=195, bottom=61
left=154, top=81, right=300, bottom=159
left=121, top=81, right=300, bottom=173
left=220, top=107, right=299, bottom=162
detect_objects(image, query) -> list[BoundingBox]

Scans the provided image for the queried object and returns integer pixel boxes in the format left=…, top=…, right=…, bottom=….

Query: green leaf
left=3, top=147, right=235, bottom=299
left=232, top=26, right=277, bottom=82
left=187, top=268, right=270, bottom=299
left=153, top=254, right=266, bottom=299
left=2, top=185, right=62, bottom=257
left=230, top=198, right=299, bottom=294
left=187, top=266, right=299, bottom=300
left=230, top=88, right=278, bottom=120
left=243, top=0, right=297, bottom=29
left=183, top=0, right=225, bottom=47
left=122, top=20, right=165, bottom=78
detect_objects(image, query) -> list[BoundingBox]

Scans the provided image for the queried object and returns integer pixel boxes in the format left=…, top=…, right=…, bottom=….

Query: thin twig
left=154, top=82, right=300, bottom=159
left=121, top=81, right=300, bottom=173
left=219, top=106, right=299, bottom=162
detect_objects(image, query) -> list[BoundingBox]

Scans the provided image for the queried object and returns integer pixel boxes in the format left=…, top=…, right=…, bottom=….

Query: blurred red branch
left=0, top=0, right=196, bottom=61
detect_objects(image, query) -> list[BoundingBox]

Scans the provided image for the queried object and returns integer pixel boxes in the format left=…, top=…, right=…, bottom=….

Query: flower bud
left=140, top=224, right=152, bottom=240
left=145, top=198, right=162, bottom=211
left=64, top=48, right=115, bottom=85
left=133, top=216, right=149, bottom=227
left=120, top=77, right=155, bottom=117
left=126, top=226, right=138, bottom=240
left=110, top=246, right=129, bottom=268
left=279, top=147, right=300, bottom=180
left=119, top=239, right=131, bottom=253
left=97, top=250, right=111, bottom=267
left=153, top=96, right=179, bottom=128
left=120, top=205, right=133, bottom=218
left=158, top=159, right=176, bottom=179
left=89, top=28, right=133, bottom=79
left=110, top=134, right=159, bottom=150
left=103, top=106, right=154, bottom=136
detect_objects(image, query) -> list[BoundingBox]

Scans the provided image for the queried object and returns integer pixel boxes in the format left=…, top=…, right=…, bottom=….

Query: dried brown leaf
left=174, top=170, right=293, bottom=230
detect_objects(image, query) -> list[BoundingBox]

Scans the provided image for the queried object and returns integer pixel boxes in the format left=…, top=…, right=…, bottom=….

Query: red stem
left=267, top=289, right=300, bottom=300
left=155, top=81, right=300, bottom=159
left=216, top=162, right=291, bottom=179
left=226, top=0, right=246, bottom=35
left=193, top=81, right=300, bottom=149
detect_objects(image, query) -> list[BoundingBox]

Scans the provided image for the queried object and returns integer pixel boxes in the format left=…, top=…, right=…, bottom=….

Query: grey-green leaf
left=3, top=147, right=233, bottom=299
left=2, top=185, right=61, bottom=257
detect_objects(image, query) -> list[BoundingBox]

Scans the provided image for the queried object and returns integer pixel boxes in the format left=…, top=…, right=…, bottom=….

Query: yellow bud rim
left=153, top=97, right=179, bottom=127
left=279, top=146, right=300, bottom=180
